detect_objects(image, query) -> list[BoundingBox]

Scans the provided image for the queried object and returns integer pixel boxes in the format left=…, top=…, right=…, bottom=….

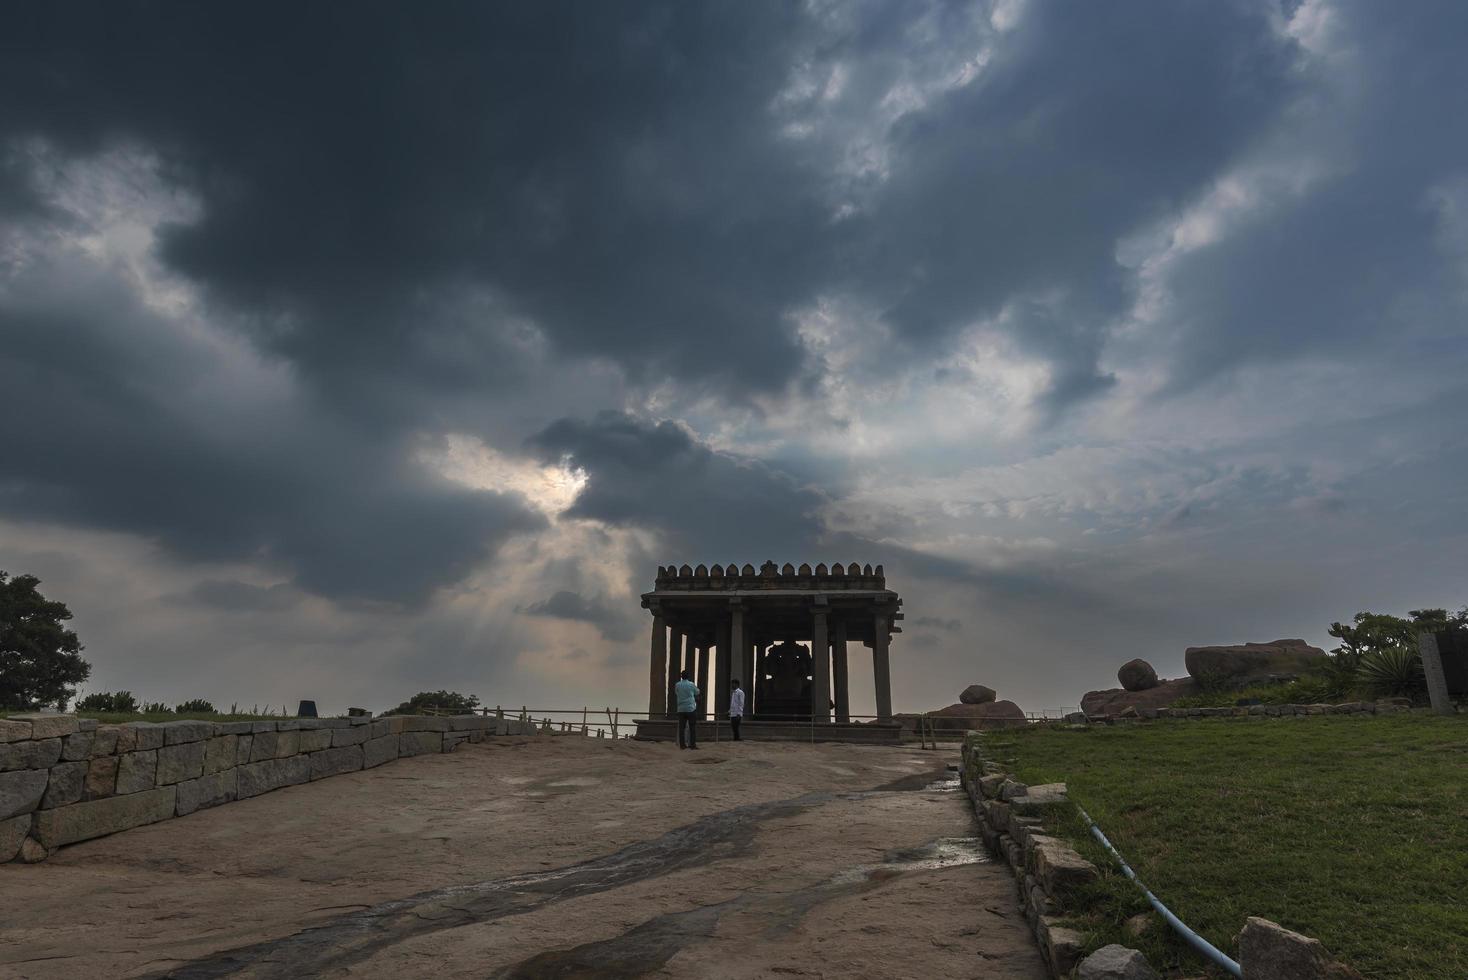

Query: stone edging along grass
left=958, top=736, right=1107, bottom=976
left=959, top=733, right=1364, bottom=979
left=1088, top=695, right=1433, bottom=722
left=1, top=712, right=542, bottom=864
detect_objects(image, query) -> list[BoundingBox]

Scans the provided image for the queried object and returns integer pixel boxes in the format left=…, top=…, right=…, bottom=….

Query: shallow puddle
left=830, top=835, right=988, bottom=886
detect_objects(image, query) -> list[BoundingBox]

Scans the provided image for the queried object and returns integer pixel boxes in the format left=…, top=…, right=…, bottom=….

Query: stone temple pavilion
left=633, top=561, right=904, bottom=743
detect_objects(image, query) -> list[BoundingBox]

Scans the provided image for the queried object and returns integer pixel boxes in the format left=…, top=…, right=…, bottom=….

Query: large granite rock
left=235, top=755, right=310, bottom=799
left=1081, top=676, right=1199, bottom=717
left=1, top=813, right=30, bottom=861
left=249, top=730, right=300, bottom=762
left=176, top=770, right=237, bottom=816
left=298, top=729, right=332, bottom=752
left=121, top=723, right=165, bottom=750
left=1238, top=917, right=1363, bottom=979
left=61, top=732, right=95, bottom=761
left=399, top=731, right=444, bottom=756
left=85, top=756, right=119, bottom=799
left=156, top=742, right=206, bottom=785
left=1117, top=659, right=1158, bottom=691
left=1, top=769, right=49, bottom=819
left=0, top=738, right=62, bottom=771
left=1184, top=639, right=1326, bottom=688
left=160, top=720, right=215, bottom=745
left=5, top=714, right=79, bottom=739
left=90, top=727, right=120, bottom=757
left=0, top=719, right=33, bottom=742
left=309, top=745, right=364, bottom=780
left=202, top=735, right=238, bottom=774
left=115, top=750, right=158, bottom=794
left=362, top=734, right=399, bottom=768
left=32, top=786, right=177, bottom=848
left=331, top=725, right=369, bottom=747
left=959, top=685, right=997, bottom=704
left=926, top=699, right=1027, bottom=733
left=40, top=761, right=87, bottom=808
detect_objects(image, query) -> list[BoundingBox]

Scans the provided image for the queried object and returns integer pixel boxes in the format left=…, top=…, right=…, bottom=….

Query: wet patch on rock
left=496, top=836, right=989, bottom=977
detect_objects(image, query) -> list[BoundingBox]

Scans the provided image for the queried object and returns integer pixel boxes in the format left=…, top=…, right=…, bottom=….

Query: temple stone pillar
left=692, top=639, right=710, bottom=715
left=872, top=613, right=893, bottom=723
left=751, top=639, right=763, bottom=715
left=811, top=608, right=830, bottom=722
left=710, top=621, right=726, bottom=718
left=833, top=620, right=850, bottom=723
left=1419, top=631, right=1454, bottom=716
left=725, top=604, right=745, bottom=712
left=648, top=613, right=666, bottom=717
left=722, top=604, right=743, bottom=720
left=666, top=631, right=684, bottom=717
left=744, top=638, right=756, bottom=716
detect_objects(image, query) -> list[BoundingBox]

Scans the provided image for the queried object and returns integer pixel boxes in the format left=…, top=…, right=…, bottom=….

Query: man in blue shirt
left=674, top=669, right=699, bottom=750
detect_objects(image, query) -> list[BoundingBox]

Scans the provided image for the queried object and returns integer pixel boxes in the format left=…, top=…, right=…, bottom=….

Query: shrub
left=1172, top=673, right=1352, bottom=709
left=1357, top=647, right=1426, bottom=700
left=76, top=691, right=140, bottom=713
left=174, top=698, right=217, bottom=714
left=383, top=690, right=481, bottom=716
left=1192, top=668, right=1234, bottom=694
left=141, top=701, right=173, bottom=714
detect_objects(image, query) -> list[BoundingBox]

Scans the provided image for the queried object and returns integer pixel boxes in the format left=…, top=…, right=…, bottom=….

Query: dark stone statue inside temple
left=757, top=641, right=812, bottom=719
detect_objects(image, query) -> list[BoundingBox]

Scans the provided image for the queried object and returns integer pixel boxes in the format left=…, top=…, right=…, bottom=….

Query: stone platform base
left=633, top=718, right=904, bottom=744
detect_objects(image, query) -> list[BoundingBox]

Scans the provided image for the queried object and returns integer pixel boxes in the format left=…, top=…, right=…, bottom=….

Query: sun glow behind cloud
left=424, top=434, right=588, bottom=519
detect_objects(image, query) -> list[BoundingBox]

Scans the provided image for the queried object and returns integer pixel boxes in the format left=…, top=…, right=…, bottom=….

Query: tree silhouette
left=0, top=572, right=91, bottom=710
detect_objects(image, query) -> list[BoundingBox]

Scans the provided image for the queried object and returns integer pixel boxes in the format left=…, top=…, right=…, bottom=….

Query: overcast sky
left=3, top=0, right=1466, bottom=716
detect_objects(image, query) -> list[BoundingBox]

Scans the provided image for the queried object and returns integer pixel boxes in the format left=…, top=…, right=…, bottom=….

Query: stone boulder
left=959, top=685, right=997, bottom=704
left=1078, top=945, right=1158, bottom=980
left=1237, top=917, right=1363, bottom=979
left=1184, top=639, right=1327, bottom=688
left=1080, top=676, right=1198, bottom=717
left=926, top=699, right=1027, bottom=733
left=1117, top=659, right=1158, bottom=691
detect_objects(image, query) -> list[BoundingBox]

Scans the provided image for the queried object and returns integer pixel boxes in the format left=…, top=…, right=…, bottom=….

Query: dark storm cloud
left=1158, top=1, right=1468, bottom=385
left=0, top=0, right=1315, bottom=419
left=175, top=580, right=302, bottom=613
left=527, top=411, right=827, bottom=562
left=844, top=0, right=1300, bottom=409
left=2, top=0, right=1466, bottom=632
left=0, top=1, right=826, bottom=401
left=0, top=256, right=544, bottom=604
left=519, top=591, right=638, bottom=643
left=526, top=413, right=1107, bottom=617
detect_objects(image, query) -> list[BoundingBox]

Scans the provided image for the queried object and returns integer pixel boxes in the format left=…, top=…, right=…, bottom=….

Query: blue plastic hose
left=1074, top=804, right=1242, bottom=977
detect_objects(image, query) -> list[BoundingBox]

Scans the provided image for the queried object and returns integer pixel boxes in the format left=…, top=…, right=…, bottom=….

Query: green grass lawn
left=978, top=714, right=1467, bottom=979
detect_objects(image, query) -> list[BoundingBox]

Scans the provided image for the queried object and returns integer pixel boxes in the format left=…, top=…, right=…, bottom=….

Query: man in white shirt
left=729, top=679, right=745, bottom=741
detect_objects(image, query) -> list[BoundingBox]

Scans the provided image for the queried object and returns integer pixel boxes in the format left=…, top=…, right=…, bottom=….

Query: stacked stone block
left=960, top=734, right=1120, bottom=978
left=1086, top=697, right=1437, bottom=724
left=2, top=711, right=544, bottom=864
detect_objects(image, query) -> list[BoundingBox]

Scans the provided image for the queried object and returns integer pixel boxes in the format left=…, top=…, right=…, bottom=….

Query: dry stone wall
left=1, top=712, right=541, bottom=863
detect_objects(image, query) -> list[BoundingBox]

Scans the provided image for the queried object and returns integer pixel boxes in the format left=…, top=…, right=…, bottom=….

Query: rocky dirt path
left=0, top=736, right=1046, bottom=979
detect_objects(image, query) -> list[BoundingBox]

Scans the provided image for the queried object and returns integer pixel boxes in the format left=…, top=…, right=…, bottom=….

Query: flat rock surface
left=0, top=736, right=1046, bottom=979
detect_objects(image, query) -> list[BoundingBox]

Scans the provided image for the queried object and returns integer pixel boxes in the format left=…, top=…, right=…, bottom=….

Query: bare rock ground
left=0, top=735, right=1046, bottom=979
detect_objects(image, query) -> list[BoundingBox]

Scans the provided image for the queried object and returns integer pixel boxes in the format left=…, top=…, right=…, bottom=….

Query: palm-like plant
left=1356, top=647, right=1425, bottom=699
